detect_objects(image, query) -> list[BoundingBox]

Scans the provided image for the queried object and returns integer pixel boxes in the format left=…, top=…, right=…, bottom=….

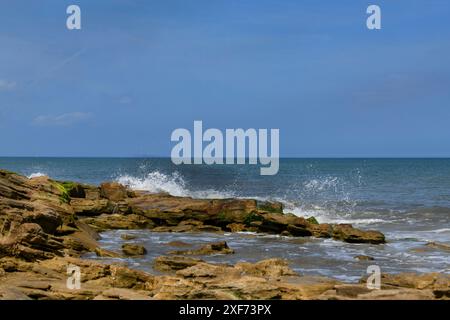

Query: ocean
left=1, top=157, right=449, bottom=281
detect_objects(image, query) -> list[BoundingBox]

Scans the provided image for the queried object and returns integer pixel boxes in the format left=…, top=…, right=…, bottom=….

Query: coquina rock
left=122, top=244, right=147, bottom=256
left=168, top=241, right=234, bottom=256
left=6, top=169, right=442, bottom=301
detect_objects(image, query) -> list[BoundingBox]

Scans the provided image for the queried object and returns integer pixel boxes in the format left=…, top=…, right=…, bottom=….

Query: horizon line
left=2, top=156, right=450, bottom=159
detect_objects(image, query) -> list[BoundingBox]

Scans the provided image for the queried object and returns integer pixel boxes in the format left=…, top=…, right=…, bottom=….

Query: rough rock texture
left=122, top=244, right=147, bottom=256
left=168, top=241, right=234, bottom=256
left=1, top=169, right=447, bottom=300
left=1, top=255, right=446, bottom=300
left=0, top=169, right=383, bottom=244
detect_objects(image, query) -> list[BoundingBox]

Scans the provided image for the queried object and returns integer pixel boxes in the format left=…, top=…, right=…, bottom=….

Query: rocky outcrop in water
left=122, top=244, right=147, bottom=256
left=9, top=172, right=382, bottom=244
left=2, top=169, right=447, bottom=300
left=168, top=241, right=234, bottom=255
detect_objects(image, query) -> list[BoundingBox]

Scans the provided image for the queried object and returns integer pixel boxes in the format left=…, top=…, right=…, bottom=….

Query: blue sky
left=1, top=0, right=449, bottom=157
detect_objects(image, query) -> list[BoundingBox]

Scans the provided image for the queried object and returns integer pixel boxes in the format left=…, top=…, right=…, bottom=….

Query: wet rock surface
left=168, top=241, right=234, bottom=256
left=122, top=244, right=147, bottom=256
left=0, top=169, right=447, bottom=300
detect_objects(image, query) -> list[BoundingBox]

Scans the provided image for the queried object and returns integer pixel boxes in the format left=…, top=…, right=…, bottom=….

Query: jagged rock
left=354, top=255, right=375, bottom=261
left=333, top=284, right=372, bottom=298
left=109, top=265, right=154, bottom=290
left=0, top=223, right=64, bottom=261
left=58, top=181, right=87, bottom=198
left=152, top=223, right=221, bottom=233
left=22, top=208, right=62, bottom=234
left=332, top=224, right=386, bottom=244
left=94, top=288, right=152, bottom=300
left=122, top=244, right=147, bottom=256
left=169, top=241, right=234, bottom=255
left=425, top=241, right=450, bottom=252
left=95, top=247, right=122, bottom=258
left=308, top=223, right=333, bottom=238
left=235, top=258, right=298, bottom=279
left=153, top=256, right=204, bottom=272
left=120, top=234, right=137, bottom=240
left=357, top=288, right=436, bottom=300
left=165, top=241, right=191, bottom=247
left=4, top=168, right=431, bottom=301
left=71, top=199, right=113, bottom=216
left=80, top=214, right=154, bottom=230
left=287, top=224, right=312, bottom=236
left=226, top=223, right=246, bottom=232
left=366, top=272, right=450, bottom=292
left=257, top=213, right=309, bottom=234
left=176, top=262, right=234, bottom=279
left=85, top=187, right=101, bottom=200
left=306, top=216, right=319, bottom=225
left=100, top=182, right=128, bottom=201
left=256, top=200, right=283, bottom=213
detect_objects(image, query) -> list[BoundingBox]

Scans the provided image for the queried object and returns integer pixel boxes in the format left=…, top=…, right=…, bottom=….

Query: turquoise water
left=1, top=157, right=449, bottom=279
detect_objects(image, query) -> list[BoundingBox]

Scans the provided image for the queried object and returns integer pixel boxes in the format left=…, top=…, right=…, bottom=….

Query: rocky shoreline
left=0, top=169, right=448, bottom=300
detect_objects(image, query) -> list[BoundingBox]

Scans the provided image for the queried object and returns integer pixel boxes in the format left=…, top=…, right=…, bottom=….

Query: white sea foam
left=117, top=171, right=189, bottom=197
left=303, top=177, right=340, bottom=192
left=116, top=171, right=385, bottom=226
left=116, top=171, right=235, bottom=199
left=27, top=172, right=47, bottom=179
left=282, top=200, right=386, bottom=225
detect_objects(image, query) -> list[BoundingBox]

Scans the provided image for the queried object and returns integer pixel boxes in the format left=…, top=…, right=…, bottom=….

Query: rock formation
left=0, top=169, right=448, bottom=300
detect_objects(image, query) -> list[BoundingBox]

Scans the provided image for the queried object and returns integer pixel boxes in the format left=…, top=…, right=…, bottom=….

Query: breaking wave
left=27, top=172, right=47, bottom=179
left=116, top=171, right=236, bottom=199
left=117, top=171, right=189, bottom=197
left=115, top=171, right=385, bottom=226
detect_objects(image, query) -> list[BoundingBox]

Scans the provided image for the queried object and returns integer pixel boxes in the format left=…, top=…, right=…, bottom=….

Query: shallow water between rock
left=85, top=230, right=449, bottom=282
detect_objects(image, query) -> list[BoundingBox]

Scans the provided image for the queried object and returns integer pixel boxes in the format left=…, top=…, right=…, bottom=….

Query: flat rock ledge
left=1, top=169, right=447, bottom=300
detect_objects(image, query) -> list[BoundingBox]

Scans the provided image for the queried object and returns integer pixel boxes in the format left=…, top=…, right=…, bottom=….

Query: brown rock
left=226, top=223, right=246, bottom=232
left=71, top=199, right=113, bottom=216
left=165, top=241, right=191, bottom=247
left=94, top=288, right=152, bottom=300
left=308, top=223, right=333, bottom=238
left=332, top=224, right=385, bottom=244
left=236, top=259, right=298, bottom=279
left=176, top=262, right=237, bottom=279
left=425, top=241, right=450, bottom=252
left=153, top=256, right=204, bottom=272
left=256, top=200, right=283, bottom=213
left=120, top=234, right=137, bottom=240
left=286, top=224, right=312, bottom=237
left=354, top=255, right=375, bottom=261
left=0, top=223, right=64, bottom=261
left=122, top=244, right=147, bottom=256
left=80, top=214, right=154, bottom=230
left=169, top=241, right=234, bottom=256
left=333, top=284, right=372, bottom=297
left=95, top=248, right=122, bottom=258
left=100, top=182, right=128, bottom=201
left=22, top=208, right=62, bottom=234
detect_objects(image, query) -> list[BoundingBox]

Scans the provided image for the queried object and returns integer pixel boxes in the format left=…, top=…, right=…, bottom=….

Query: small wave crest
left=116, top=171, right=236, bottom=199
left=282, top=200, right=386, bottom=225
left=116, top=171, right=386, bottom=226
left=27, top=172, right=47, bottom=179
left=117, top=171, right=189, bottom=197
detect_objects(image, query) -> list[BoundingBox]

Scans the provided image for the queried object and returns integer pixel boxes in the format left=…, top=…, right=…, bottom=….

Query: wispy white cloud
left=0, top=79, right=17, bottom=91
left=32, top=112, right=93, bottom=126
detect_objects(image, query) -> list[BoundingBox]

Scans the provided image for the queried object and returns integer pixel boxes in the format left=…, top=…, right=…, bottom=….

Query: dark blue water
left=1, top=157, right=449, bottom=280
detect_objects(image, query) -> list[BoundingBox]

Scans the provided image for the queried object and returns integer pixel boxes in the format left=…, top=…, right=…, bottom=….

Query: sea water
left=1, top=157, right=449, bottom=281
